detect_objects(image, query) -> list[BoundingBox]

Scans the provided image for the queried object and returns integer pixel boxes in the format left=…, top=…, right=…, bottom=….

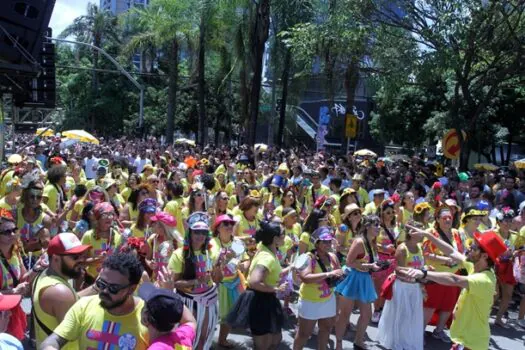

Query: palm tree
left=123, top=0, right=193, bottom=144
left=59, top=3, right=120, bottom=129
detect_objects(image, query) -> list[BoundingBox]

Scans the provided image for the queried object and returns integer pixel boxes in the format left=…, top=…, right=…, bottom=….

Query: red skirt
left=495, top=260, right=516, bottom=285
left=424, top=283, right=460, bottom=312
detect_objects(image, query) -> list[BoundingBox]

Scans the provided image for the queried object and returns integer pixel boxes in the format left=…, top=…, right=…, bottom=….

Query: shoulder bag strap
left=31, top=270, right=54, bottom=336
left=0, top=251, right=19, bottom=287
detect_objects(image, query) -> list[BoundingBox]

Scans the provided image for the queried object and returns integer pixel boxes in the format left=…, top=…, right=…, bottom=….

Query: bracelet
left=416, top=267, right=428, bottom=283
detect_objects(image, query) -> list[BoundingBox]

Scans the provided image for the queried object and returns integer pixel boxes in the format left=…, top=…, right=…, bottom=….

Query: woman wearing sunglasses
left=120, top=183, right=155, bottom=227
left=81, top=202, right=123, bottom=286
left=130, top=198, right=157, bottom=238
left=293, top=227, right=343, bottom=350
left=336, top=203, right=362, bottom=264
left=227, top=221, right=288, bottom=350
left=169, top=212, right=222, bottom=350
left=372, top=199, right=403, bottom=323
left=16, top=181, right=53, bottom=270
left=182, top=186, right=207, bottom=223
left=335, top=215, right=382, bottom=350
left=145, top=211, right=181, bottom=280
left=210, top=214, right=245, bottom=348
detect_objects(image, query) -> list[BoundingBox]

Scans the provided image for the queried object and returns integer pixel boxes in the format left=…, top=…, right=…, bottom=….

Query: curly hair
left=102, top=252, right=144, bottom=285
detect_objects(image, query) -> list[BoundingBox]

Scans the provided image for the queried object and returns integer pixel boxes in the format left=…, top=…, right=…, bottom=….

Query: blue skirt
left=335, top=268, right=377, bottom=303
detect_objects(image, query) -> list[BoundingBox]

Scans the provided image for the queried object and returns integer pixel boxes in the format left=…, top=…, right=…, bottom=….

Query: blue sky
left=49, top=0, right=90, bottom=36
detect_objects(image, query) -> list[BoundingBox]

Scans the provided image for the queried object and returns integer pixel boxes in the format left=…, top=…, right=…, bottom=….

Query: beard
left=99, top=293, right=128, bottom=310
left=60, top=260, right=83, bottom=279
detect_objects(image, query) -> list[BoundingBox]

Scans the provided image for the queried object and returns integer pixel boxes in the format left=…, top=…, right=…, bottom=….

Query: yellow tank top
left=237, top=214, right=259, bottom=238
left=299, top=253, right=337, bottom=302
left=17, top=206, right=46, bottom=257
left=33, top=274, right=78, bottom=349
left=403, top=244, right=424, bottom=269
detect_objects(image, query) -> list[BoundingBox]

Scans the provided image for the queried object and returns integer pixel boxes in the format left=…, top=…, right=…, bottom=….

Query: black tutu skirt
left=226, top=288, right=283, bottom=336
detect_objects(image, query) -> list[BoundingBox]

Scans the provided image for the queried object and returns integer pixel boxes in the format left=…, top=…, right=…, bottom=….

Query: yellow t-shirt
left=299, top=231, right=314, bottom=252
left=210, top=237, right=238, bottom=282
left=248, top=245, right=282, bottom=288
left=33, top=274, right=78, bottom=349
left=164, top=199, right=185, bottom=238
left=168, top=248, right=218, bottom=293
left=121, top=187, right=132, bottom=202
left=299, top=253, right=337, bottom=302
left=282, top=223, right=302, bottom=253
left=43, top=183, right=60, bottom=214
left=0, top=169, right=15, bottom=197
left=305, top=185, right=330, bottom=210
left=362, top=201, right=378, bottom=216
left=235, top=214, right=259, bottom=238
left=81, top=229, right=123, bottom=278
left=54, top=295, right=149, bottom=350
left=450, top=261, right=496, bottom=350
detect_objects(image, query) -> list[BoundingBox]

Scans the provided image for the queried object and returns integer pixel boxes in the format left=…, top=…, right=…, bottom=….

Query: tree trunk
left=277, top=48, right=291, bottom=147
left=506, top=131, right=513, bottom=166
left=166, top=39, right=179, bottom=144
left=499, top=143, right=505, bottom=166
left=197, top=14, right=207, bottom=146
left=246, top=0, right=271, bottom=146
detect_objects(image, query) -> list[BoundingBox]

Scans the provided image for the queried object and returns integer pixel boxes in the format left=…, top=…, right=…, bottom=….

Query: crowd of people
left=0, top=132, right=524, bottom=350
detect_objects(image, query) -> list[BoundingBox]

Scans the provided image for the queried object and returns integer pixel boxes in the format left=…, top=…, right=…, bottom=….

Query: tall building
left=100, top=0, right=149, bottom=16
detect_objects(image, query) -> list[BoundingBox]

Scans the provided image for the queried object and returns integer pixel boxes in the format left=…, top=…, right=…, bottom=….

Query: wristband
left=416, top=267, right=428, bottom=282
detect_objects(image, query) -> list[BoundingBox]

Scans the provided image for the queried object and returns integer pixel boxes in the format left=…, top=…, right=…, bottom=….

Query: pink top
left=147, top=324, right=196, bottom=350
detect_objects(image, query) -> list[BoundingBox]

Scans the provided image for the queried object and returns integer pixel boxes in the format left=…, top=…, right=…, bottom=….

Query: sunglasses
left=221, top=222, right=234, bottom=227
left=60, top=253, right=84, bottom=261
left=95, top=278, right=130, bottom=294
left=194, top=193, right=204, bottom=197
left=30, top=195, right=43, bottom=200
left=219, top=197, right=228, bottom=201
left=0, top=228, right=17, bottom=235
left=100, top=213, right=115, bottom=220
left=139, top=190, right=149, bottom=196
left=192, top=230, right=209, bottom=236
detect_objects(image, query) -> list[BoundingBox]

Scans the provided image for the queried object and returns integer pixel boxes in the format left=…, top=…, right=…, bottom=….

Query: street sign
left=442, top=129, right=467, bottom=160
left=345, top=114, right=358, bottom=139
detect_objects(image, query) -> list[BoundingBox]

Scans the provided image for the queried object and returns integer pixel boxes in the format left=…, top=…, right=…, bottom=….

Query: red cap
left=473, top=231, right=507, bottom=263
left=47, top=233, right=92, bottom=256
left=0, top=294, right=21, bottom=311
left=212, top=214, right=236, bottom=232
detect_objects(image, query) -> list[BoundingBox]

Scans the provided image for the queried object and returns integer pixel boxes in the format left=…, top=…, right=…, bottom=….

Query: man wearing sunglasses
left=404, top=228, right=507, bottom=350
left=33, top=233, right=94, bottom=349
left=41, top=253, right=149, bottom=350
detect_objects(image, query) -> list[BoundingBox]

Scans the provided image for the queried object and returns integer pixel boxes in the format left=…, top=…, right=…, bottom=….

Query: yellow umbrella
left=515, top=159, right=525, bottom=169
left=474, top=163, right=498, bottom=171
left=62, top=130, right=99, bottom=145
left=354, top=149, right=377, bottom=158
left=35, top=127, right=55, bottom=137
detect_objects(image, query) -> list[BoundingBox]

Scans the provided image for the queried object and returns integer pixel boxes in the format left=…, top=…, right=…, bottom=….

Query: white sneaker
left=371, top=310, right=381, bottom=323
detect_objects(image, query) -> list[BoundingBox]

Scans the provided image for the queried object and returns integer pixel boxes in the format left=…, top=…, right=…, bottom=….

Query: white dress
left=377, top=279, right=424, bottom=350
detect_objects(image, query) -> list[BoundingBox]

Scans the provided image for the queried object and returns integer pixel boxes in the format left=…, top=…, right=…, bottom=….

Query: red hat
left=212, top=214, right=236, bottom=232
left=0, top=293, right=21, bottom=311
left=151, top=212, right=177, bottom=227
left=47, top=233, right=92, bottom=256
left=473, top=231, right=507, bottom=263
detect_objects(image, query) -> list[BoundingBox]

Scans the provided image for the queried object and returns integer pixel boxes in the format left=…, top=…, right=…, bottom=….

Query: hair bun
left=255, top=221, right=281, bottom=243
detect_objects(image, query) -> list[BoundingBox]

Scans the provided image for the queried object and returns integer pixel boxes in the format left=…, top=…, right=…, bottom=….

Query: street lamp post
left=48, top=37, right=145, bottom=127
